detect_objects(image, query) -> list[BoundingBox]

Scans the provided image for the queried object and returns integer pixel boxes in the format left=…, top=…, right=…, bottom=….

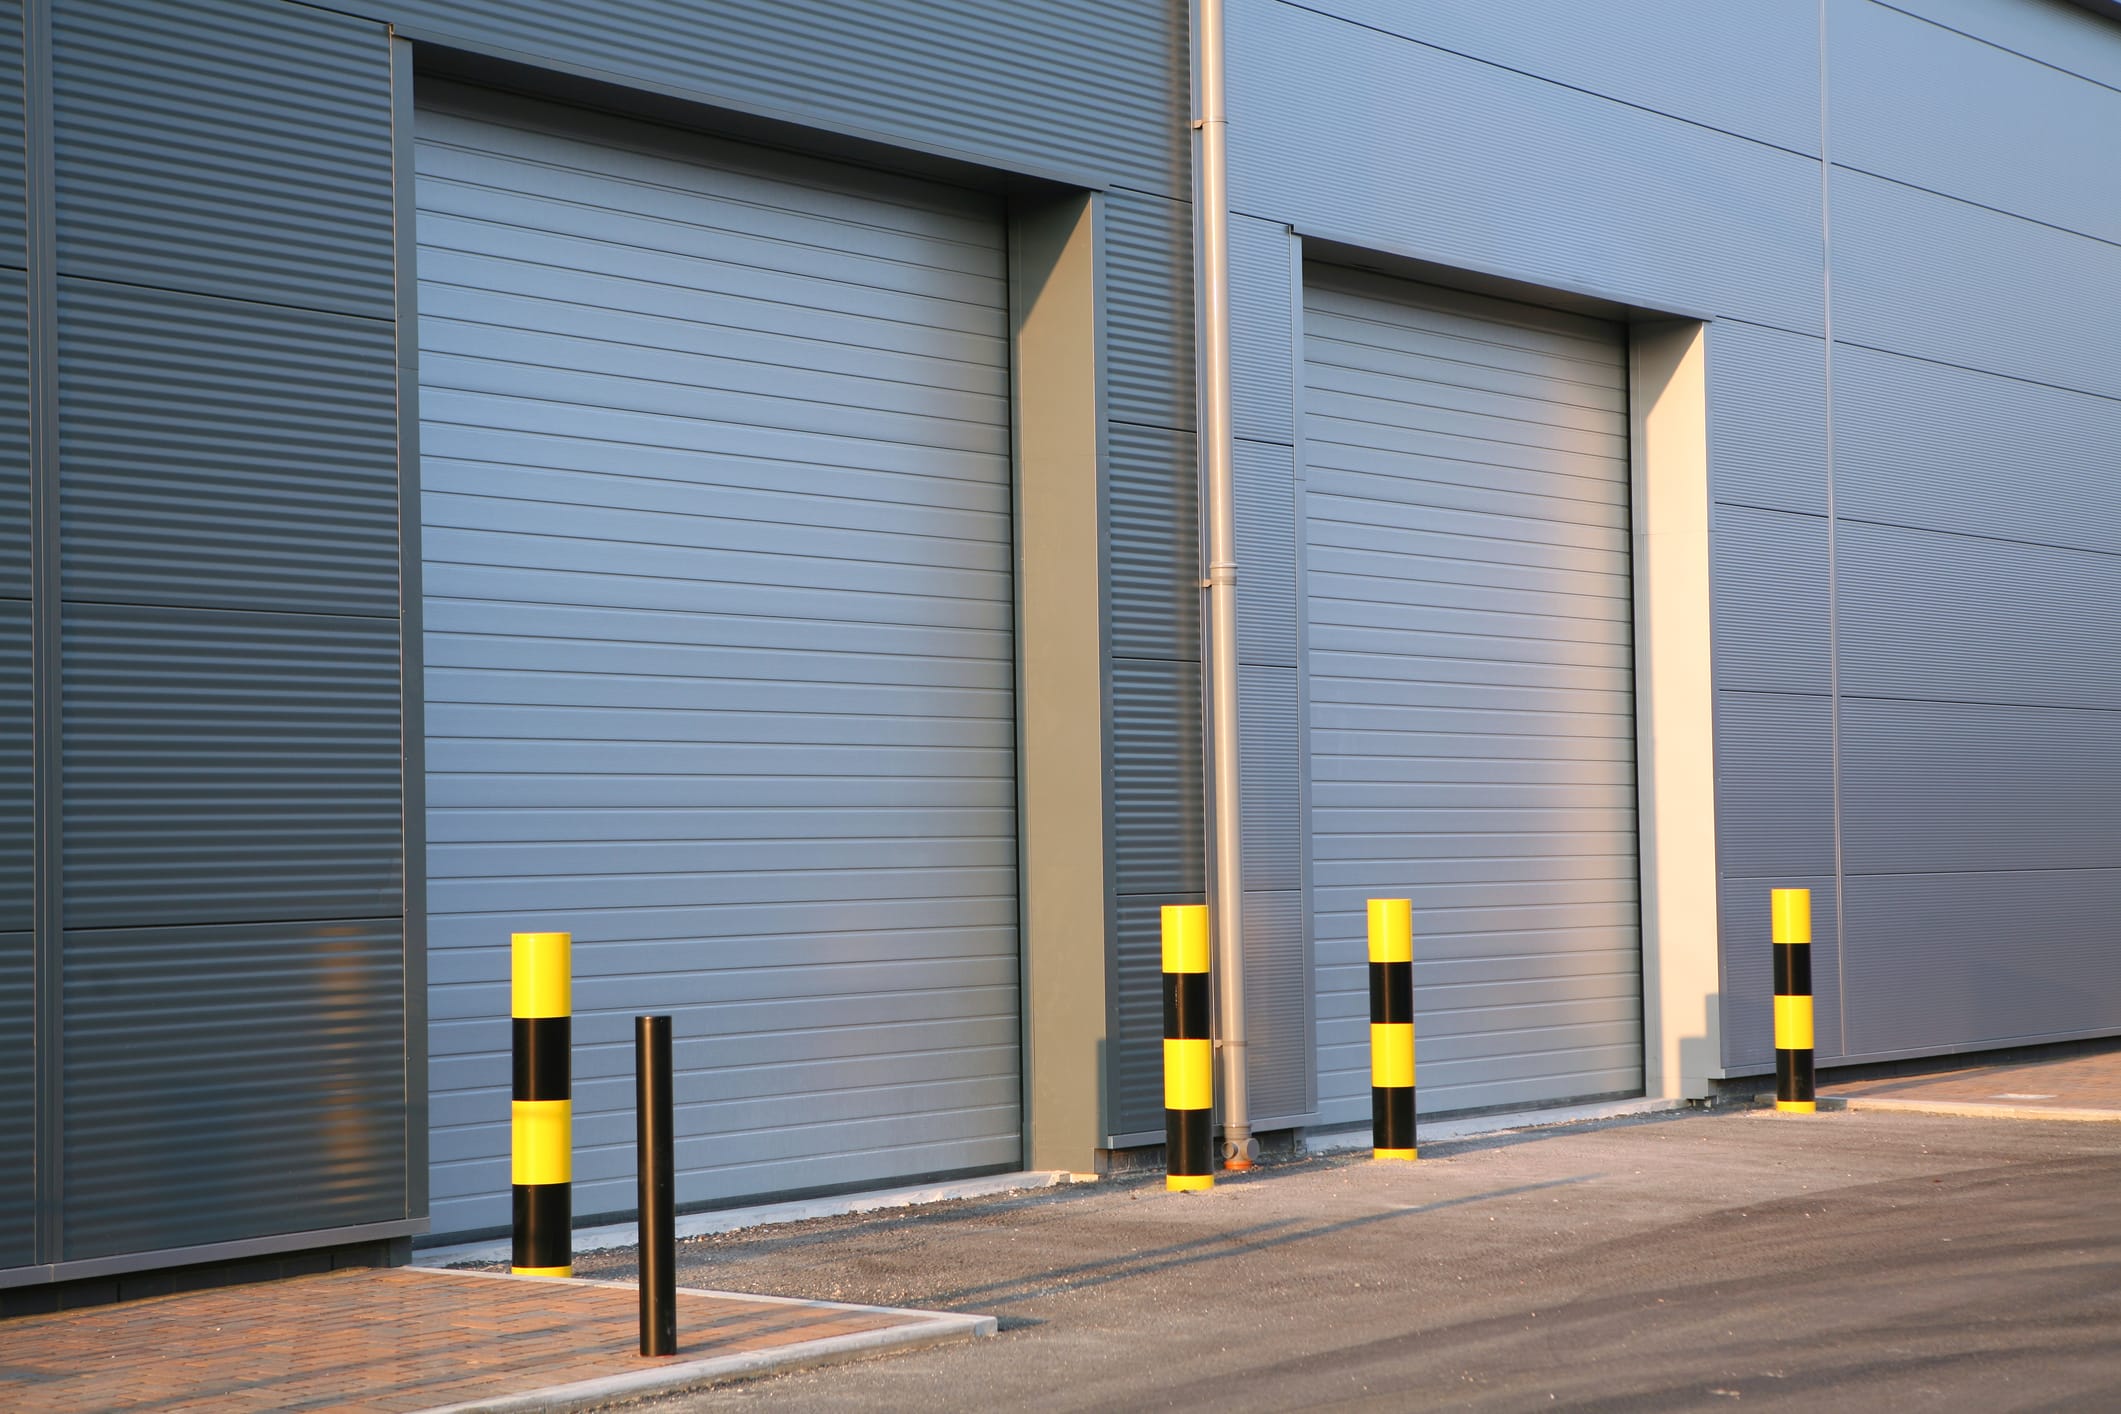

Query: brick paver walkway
left=1825, top=1047, right=2121, bottom=1113
left=0, top=1267, right=922, bottom=1412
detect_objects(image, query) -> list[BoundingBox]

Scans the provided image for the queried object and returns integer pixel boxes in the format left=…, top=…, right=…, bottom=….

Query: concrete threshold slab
left=419, top=1170, right=1080, bottom=1268
left=1303, top=1095, right=1692, bottom=1155
left=409, top=1267, right=995, bottom=1414
left=1832, top=1095, right=2121, bottom=1123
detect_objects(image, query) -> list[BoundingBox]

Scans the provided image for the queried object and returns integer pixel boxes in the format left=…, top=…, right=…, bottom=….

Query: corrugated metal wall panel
left=1242, top=888, right=1311, bottom=1123
left=1843, top=869, right=2121, bottom=1057
left=60, top=919, right=405, bottom=1260
left=1304, top=267, right=1641, bottom=1121
left=1230, top=0, right=1825, bottom=335
left=61, top=604, right=404, bottom=929
left=1230, top=215, right=1294, bottom=444
left=1104, top=188, right=1195, bottom=432
left=0, top=270, right=25, bottom=597
left=1877, top=0, right=2121, bottom=93
left=419, top=93, right=1020, bottom=1232
left=1838, top=522, right=2121, bottom=711
left=1107, top=422, right=1198, bottom=663
left=1712, top=692, right=1837, bottom=882
left=387, top=0, right=1186, bottom=198
left=50, top=0, right=393, bottom=318
left=1709, top=506, right=1831, bottom=695
left=1706, top=320, right=1826, bottom=516
left=1240, top=666, right=1299, bottom=892
left=1235, top=439, right=1297, bottom=668
left=0, top=928, right=28, bottom=1269
left=1281, top=0, right=1820, bottom=156
left=1834, top=344, right=2121, bottom=553
left=1840, top=698, right=2121, bottom=875
left=0, top=599, right=28, bottom=930
left=0, top=0, right=22, bottom=268
left=1720, top=874, right=1842, bottom=1069
left=55, top=282, right=400, bottom=614
left=1831, top=0, right=2121, bottom=246
left=1831, top=167, right=2121, bottom=401
left=1110, top=656, right=1203, bottom=899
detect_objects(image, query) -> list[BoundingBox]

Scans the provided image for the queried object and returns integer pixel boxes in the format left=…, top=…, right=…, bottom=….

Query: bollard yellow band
left=512, top=1099, right=572, bottom=1185
left=512, top=932, right=572, bottom=1018
left=1773, top=994, right=1815, bottom=1051
left=1166, top=1174, right=1214, bottom=1192
left=1770, top=890, right=1811, bottom=946
left=1161, top=905, right=1209, bottom=974
left=1164, top=1037, right=1213, bottom=1111
left=1367, top=898, right=1412, bottom=964
left=1370, top=1023, right=1415, bottom=1088
left=1776, top=1100, right=1817, bottom=1115
left=1374, top=1148, right=1418, bottom=1161
left=512, top=1265, right=574, bottom=1278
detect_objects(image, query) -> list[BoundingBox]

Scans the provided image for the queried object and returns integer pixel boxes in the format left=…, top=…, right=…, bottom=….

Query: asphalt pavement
left=578, top=1107, right=2121, bottom=1412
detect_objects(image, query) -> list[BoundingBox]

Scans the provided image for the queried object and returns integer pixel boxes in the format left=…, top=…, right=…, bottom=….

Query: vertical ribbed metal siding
left=0, top=270, right=25, bottom=599
left=0, top=0, right=21, bottom=269
left=0, top=597, right=28, bottom=1268
left=1303, top=267, right=1640, bottom=1122
left=417, top=90, right=1020, bottom=1234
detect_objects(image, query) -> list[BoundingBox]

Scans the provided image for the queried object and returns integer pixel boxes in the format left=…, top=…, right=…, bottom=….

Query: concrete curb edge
left=1835, top=1095, right=2121, bottom=1123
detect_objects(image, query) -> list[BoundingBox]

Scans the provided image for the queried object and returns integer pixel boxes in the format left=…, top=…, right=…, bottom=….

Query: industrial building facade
left=5, top=0, right=2119, bottom=1289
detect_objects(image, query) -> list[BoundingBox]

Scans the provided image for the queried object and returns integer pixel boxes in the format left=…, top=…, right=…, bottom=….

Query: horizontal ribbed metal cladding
left=1282, top=0, right=1821, bottom=156
left=1706, top=320, right=1825, bottom=516
left=1839, top=698, right=2121, bottom=876
left=1231, top=0, right=1825, bottom=336
left=393, top=0, right=1185, bottom=197
left=1234, top=438, right=1297, bottom=667
left=1710, top=506, right=1829, bottom=695
left=1241, top=666, right=1300, bottom=892
left=419, top=92, right=1020, bottom=1233
left=1832, top=0, right=2121, bottom=246
left=1304, top=266, right=1641, bottom=1123
left=51, top=0, right=394, bottom=318
left=1230, top=214, right=1294, bottom=444
left=1713, top=691, right=1835, bottom=881
left=1110, top=657, right=1204, bottom=899
left=1720, top=875, right=1841, bottom=1070
left=0, top=599, right=27, bottom=931
left=1107, top=421, right=1198, bottom=663
left=61, top=603, right=404, bottom=929
left=61, top=919, right=405, bottom=1260
left=0, top=0, right=22, bottom=267
left=56, top=280, right=400, bottom=614
left=1104, top=189, right=1195, bottom=432
left=1837, top=521, right=2121, bottom=712
left=1888, top=0, right=2121, bottom=91
left=1830, top=167, right=2121, bottom=402
left=1843, top=869, right=2121, bottom=1059
left=1242, top=889, right=1311, bottom=1123
left=1833, top=344, right=2121, bottom=554
left=0, top=930, right=27, bottom=1269
left=0, top=270, right=25, bottom=597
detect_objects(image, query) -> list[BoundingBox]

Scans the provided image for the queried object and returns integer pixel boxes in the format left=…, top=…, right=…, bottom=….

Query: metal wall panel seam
left=1091, top=191, right=1125, bottom=1152
left=390, top=32, right=426, bottom=1225
left=1869, top=0, right=2121, bottom=97
left=22, top=0, right=60, bottom=1269
left=1289, top=226, right=1318, bottom=1118
left=1819, top=0, right=1850, bottom=1057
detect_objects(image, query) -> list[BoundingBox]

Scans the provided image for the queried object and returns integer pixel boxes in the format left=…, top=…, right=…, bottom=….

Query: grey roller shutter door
left=416, top=86, right=1018, bottom=1236
left=1303, top=266, right=1642, bottom=1121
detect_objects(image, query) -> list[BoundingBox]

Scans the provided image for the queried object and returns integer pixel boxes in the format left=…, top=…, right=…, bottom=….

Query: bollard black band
left=512, top=1184, right=570, bottom=1271
left=1771, top=942, right=1810, bottom=998
left=512, top=1016, right=571, bottom=1102
left=1163, top=971, right=1211, bottom=1040
left=1165, top=1108, right=1214, bottom=1178
left=1372, top=1085, right=1414, bottom=1151
left=1368, top=961, right=1412, bottom=1025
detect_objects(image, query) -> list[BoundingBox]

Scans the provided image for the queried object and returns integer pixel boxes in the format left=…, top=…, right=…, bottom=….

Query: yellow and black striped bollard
left=1772, top=889, right=1815, bottom=1114
left=1369, top=898, right=1416, bottom=1160
left=512, top=931, right=574, bottom=1275
left=1162, top=904, right=1214, bottom=1191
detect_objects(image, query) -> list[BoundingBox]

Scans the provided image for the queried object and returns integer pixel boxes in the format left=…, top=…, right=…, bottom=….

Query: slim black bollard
left=636, top=1014, right=676, bottom=1357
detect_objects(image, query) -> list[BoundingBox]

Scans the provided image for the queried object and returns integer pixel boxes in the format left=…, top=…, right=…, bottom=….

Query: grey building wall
left=1223, top=0, right=2121, bottom=1089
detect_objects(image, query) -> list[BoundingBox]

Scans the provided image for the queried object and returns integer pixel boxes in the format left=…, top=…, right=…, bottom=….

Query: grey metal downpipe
left=1192, top=0, right=1253, bottom=1168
